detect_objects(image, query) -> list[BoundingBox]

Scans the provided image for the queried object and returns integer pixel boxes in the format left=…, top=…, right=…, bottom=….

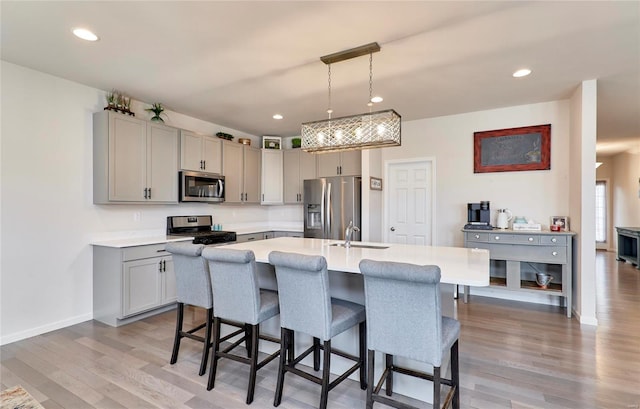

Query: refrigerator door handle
left=326, top=182, right=332, bottom=238
left=321, top=182, right=326, bottom=237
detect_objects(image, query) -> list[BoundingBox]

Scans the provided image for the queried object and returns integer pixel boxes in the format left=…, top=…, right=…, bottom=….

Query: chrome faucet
left=344, top=221, right=360, bottom=248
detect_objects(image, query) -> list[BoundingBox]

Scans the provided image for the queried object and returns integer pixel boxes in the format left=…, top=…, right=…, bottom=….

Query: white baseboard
left=573, top=309, right=598, bottom=326
left=0, top=313, right=93, bottom=346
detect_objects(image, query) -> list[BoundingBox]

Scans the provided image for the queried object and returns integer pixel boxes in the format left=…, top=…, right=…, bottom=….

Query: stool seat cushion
left=258, top=289, right=280, bottom=323
left=330, top=298, right=366, bottom=339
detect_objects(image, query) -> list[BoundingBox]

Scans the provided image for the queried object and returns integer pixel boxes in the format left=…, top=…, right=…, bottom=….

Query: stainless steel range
left=167, top=215, right=236, bottom=245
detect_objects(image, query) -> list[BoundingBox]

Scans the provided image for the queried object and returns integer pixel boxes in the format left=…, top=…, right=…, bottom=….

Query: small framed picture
left=370, top=177, right=382, bottom=191
left=550, top=216, right=569, bottom=231
left=262, top=136, right=282, bottom=150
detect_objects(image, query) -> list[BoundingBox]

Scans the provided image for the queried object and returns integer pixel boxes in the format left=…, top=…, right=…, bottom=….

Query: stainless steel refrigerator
left=304, top=176, right=361, bottom=240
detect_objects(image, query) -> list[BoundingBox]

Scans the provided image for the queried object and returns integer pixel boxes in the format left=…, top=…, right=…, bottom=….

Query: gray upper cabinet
left=316, top=150, right=361, bottom=177
left=284, top=149, right=316, bottom=203
left=222, top=141, right=261, bottom=204
left=93, top=111, right=179, bottom=204
left=180, top=130, right=222, bottom=174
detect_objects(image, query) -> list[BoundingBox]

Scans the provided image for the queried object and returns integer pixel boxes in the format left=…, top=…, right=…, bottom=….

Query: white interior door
left=385, top=159, right=434, bottom=245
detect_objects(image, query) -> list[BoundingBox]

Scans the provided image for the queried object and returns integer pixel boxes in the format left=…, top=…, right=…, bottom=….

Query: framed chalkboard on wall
left=473, top=124, right=551, bottom=173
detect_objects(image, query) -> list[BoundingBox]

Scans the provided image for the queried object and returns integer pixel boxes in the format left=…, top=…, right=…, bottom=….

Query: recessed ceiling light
left=370, top=96, right=383, bottom=103
left=72, top=28, right=99, bottom=42
left=513, top=68, right=531, bottom=78
left=273, top=114, right=283, bottom=120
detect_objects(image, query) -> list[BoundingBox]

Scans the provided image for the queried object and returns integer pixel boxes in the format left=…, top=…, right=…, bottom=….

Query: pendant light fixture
left=301, top=42, right=401, bottom=153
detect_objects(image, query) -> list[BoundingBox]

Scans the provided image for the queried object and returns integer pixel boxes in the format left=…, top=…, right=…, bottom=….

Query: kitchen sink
left=329, top=243, right=389, bottom=249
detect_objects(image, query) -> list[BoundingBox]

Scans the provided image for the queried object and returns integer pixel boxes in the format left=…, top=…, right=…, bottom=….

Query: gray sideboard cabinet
left=615, top=227, right=640, bottom=269
left=463, top=229, right=575, bottom=317
left=93, top=243, right=177, bottom=326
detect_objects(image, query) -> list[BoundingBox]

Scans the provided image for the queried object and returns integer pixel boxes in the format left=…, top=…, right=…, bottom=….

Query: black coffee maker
left=464, top=201, right=493, bottom=230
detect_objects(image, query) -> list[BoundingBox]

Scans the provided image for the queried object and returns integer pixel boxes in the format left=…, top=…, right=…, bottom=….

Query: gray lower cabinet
left=463, top=229, right=575, bottom=317
left=235, top=232, right=266, bottom=243
left=93, top=243, right=177, bottom=326
left=236, top=231, right=302, bottom=242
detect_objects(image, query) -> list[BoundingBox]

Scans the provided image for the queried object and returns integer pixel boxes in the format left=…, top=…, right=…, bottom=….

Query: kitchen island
left=218, top=237, right=489, bottom=404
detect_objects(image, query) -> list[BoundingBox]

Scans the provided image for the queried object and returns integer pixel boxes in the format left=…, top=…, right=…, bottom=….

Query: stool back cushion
left=165, top=242, right=212, bottom=308
left=359, top=259, right=446, bottom=366
left=202, top=248, right=261, bottom=324
left=269, top=251, right=332, bottom=340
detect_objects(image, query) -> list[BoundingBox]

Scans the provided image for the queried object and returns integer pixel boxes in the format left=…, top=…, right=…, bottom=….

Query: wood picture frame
left=369, top=177, right=382, bottom=191
left=550, top=216, right=569, bottom=231
left=474, top=124, right=551, bottom=173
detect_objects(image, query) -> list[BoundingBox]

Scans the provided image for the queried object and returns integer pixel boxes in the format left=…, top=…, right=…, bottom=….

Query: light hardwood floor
left=2, top=251, right=639, bottom=409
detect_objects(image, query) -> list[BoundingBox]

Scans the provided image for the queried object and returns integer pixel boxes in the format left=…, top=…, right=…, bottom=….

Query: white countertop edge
left=90, top=236, right=193, bottom=248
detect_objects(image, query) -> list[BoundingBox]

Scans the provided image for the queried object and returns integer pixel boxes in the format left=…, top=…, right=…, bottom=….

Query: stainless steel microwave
left=179, top=171, right=225, bottom=203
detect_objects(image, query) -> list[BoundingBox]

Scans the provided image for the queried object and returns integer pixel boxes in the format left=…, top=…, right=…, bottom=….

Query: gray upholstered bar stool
left=165, top=242, right=214, bottom=376
left=202, top=247, right=281, bottom=405
left=359, top=259, right=460, bottom=409
left=166, top=242, right=245, bottom=376
left=268, top=251, right=367, bottom=409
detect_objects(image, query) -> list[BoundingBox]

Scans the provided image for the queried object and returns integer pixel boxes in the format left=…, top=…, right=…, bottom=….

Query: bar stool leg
left=244, top=323, right=253, bottom=358
left=313, top=337, right=321, bottom=371
left=198, top=308, right=213, bottom=376
left=206, top=317, right=222, bottom=391
left=433, top=366, right=441, bottom=409
left=359, top=321, right=367, bottom=389
left=170, top=303, right=184, bottom=365
left=385, top=354, right=393, bottom=396
left=288, top=331, right=295, bottom=364
left=319, top=340, right=331, bottom=409
left=452, top=340, right=460, bottom=409
left=246, top=324, right=260, bottom=404
left=366, top=349, right=375, bottom=409
left=274, top=328, right=289, bottom=407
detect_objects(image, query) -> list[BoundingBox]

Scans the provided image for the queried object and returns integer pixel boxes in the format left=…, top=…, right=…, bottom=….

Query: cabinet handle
left=552, top=251, right=558, bottom=256
left=475, top=234, right=480, bottom=239
left=158, top=261, right=163, bottom=272
left=147, top=188, right=151, bottom=199
left=551, top=238, right=557, bottom=243
left=247, top=237, right=255, bottom=241
left=144, top=188, right=148, bottom=199
left=240, top=193, right=243, bottom=201
left=528, top=237, right=534, bottom=242
left=203, top=160, right=206, bottom=170
left=163, top=260, right=166, bottom=271
left=200, top=160, right=204, bottom=170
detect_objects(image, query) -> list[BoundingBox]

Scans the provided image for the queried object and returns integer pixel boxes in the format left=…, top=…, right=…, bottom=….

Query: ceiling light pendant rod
left=327, top=63, right=333, bottom=118
left=368, top=53, right=374, bottom=109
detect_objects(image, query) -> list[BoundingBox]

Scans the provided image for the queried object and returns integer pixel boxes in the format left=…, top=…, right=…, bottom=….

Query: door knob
left=390, top=227, right=395, bottom=231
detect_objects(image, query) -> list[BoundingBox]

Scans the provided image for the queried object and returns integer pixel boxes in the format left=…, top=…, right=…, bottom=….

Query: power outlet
left=133, top=212, right=141, bottom=222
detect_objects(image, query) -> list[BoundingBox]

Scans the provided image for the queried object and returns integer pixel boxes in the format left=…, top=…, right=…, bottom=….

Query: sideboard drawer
left=540, top=235, right=567, bottom=245
left=471, top=242, right=567, bottom=263
left=513, top=235, right=540, bottom=245
left=489, top=233, right=515, bottom=243
left=465, top=232, right=489, bottom=242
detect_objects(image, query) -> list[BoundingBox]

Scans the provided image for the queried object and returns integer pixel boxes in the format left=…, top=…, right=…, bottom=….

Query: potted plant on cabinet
left=146, top=103, right=166, bottom=123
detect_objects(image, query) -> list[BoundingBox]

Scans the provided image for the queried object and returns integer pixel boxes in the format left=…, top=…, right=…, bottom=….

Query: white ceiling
left=2, top=1, right=639, bottom=155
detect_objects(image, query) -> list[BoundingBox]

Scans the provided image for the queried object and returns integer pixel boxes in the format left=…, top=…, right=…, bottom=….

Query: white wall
left=379, top=101, right=571, bottom=247
left=612, top=150, right=640, bottom=232
left=596, top=148, right=640, bottom=251
left=0, top=62, right=301, bottom=344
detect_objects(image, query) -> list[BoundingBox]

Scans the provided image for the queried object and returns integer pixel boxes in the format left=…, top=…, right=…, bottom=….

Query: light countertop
left=90, top=235, right=192, bottom=248
left=221, top=237, right=490, bottom=287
